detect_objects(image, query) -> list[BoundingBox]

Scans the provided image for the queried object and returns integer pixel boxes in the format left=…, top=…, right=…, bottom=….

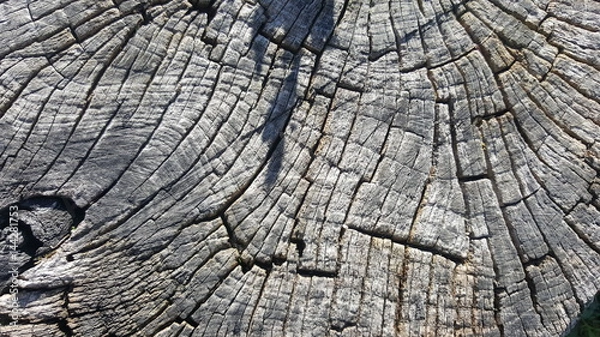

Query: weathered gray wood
left=0, top=0, right=599, bottom=336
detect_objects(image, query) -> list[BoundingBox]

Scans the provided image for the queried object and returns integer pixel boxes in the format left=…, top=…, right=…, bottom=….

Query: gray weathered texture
left=0, top=0, right=599, bottom=336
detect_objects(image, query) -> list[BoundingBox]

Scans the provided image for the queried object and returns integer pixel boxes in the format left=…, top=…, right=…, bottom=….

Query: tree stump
left=1, top=0, right=599, bottom=336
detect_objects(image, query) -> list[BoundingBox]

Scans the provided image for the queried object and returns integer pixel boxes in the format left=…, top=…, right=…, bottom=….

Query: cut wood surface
left=0, top=0, right=599, bottom=336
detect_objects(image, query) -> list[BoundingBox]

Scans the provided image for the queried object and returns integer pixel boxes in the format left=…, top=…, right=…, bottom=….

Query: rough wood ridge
left=0, top=0, right=599, bottom=336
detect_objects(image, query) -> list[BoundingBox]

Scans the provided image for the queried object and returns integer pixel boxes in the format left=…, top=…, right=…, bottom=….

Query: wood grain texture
left=0, top=0, right=599, bottom=336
